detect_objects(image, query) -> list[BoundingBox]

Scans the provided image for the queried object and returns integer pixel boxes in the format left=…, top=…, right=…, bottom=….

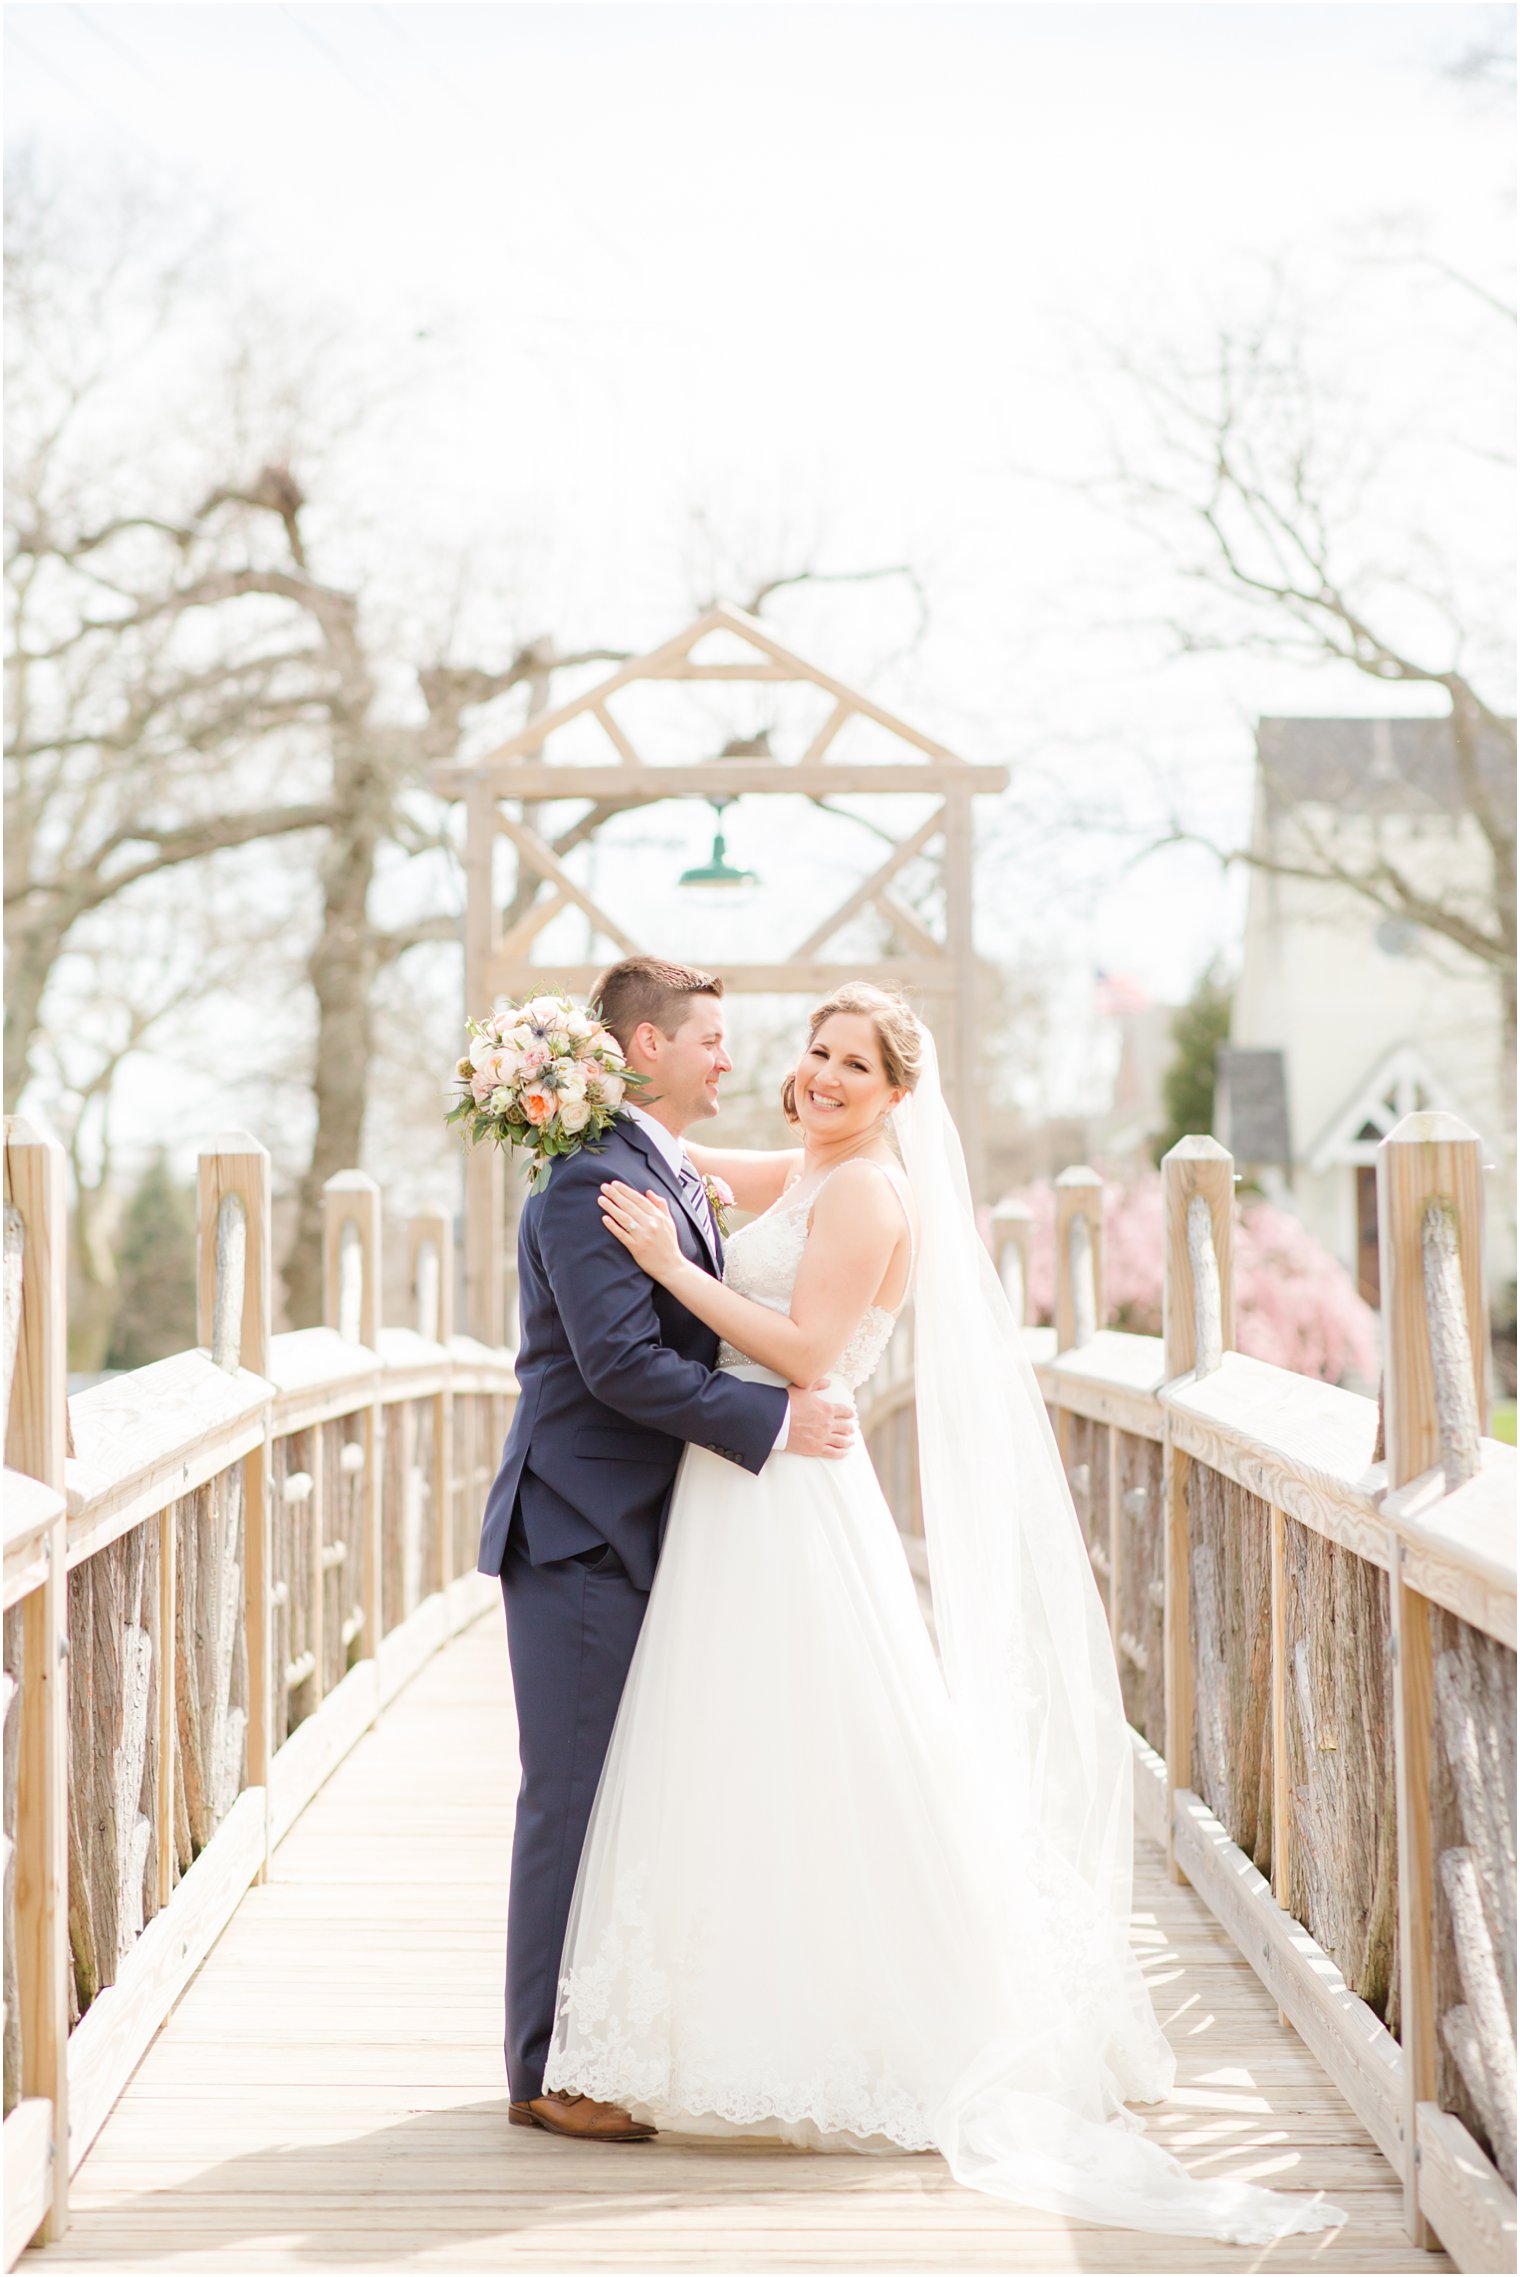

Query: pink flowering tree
left=1000, top=1172, right=1378, bottom=1388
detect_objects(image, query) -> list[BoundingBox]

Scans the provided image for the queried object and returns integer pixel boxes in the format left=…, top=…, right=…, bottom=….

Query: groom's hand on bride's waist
left=785, top=1383, right=855, bottom=1460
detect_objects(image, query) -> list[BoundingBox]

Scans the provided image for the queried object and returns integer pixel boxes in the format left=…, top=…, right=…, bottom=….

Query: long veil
left=895, top=1026, right=1341, bottom=2241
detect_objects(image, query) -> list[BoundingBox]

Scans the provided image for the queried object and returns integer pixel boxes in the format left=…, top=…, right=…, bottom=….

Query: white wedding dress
left=544, top=1048, right=1342, bottom=2244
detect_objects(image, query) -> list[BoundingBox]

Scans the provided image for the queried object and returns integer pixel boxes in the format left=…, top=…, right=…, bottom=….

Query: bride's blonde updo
left=780, top=984, right=924, bottom=1123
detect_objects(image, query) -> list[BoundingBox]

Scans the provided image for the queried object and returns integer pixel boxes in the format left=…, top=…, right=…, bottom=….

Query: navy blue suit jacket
left=477, top=1117, right=789, bottom=1592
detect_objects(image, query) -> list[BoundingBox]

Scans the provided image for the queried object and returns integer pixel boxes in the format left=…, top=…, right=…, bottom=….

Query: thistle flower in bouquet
left=447, top=992, right=645, bottom=1191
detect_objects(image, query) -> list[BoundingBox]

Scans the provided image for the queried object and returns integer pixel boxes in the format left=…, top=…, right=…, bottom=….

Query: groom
left=478, top=956, right=855, bottom=2142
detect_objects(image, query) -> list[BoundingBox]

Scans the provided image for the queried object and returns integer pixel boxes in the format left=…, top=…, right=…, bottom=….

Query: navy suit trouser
left=500, top=1531, right=650, bottom=2104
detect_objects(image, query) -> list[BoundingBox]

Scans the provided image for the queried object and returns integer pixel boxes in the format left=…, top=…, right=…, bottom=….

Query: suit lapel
left=616, top=1119, right=721, bottom=1275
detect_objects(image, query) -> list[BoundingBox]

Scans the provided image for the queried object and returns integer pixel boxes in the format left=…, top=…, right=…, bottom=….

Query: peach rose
left=522, top=1087, right=555, bottom=1127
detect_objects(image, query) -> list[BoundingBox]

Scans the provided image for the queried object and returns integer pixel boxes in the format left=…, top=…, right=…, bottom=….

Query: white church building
left=1219, top=716, right=1515, bottom=1315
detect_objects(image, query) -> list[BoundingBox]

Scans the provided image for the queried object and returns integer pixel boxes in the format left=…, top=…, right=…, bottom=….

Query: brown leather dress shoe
left=508, top=2090, right=656, bottom=2142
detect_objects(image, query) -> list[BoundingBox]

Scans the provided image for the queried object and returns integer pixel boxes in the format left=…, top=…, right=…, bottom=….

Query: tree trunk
left=281, top=589, right=382, bottom=1325
left=2, top=922, right=58, bottom=1114
left=67, top=1181, right=121, bottom=1375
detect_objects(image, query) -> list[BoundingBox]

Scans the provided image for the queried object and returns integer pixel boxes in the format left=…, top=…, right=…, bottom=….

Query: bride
left=544, top=982, right=1340, bottom=2244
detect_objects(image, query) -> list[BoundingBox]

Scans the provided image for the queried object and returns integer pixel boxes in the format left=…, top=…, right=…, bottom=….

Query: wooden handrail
left=6, top=1106, right=1513, bottom=2271
left=2, top=1121, right=69, bottom=2249
left=1022, top=1116, right=1513, bottom=2272
left=3, top=1125, right=514, bottom=2268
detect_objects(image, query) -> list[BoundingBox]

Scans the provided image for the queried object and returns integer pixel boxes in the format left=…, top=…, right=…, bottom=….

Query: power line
left=6, top=17, right=81, bottom=96
left=70, top=3, right=160, bottom=85
left=10, top=10, right=163, bottom=158
left=282, top=4, right=399, bottom=120
left=369, top=1, right=645, bottom=279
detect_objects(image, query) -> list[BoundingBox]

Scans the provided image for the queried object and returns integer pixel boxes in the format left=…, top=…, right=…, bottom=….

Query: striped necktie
left=675, top=1153, right=717, bottom=1249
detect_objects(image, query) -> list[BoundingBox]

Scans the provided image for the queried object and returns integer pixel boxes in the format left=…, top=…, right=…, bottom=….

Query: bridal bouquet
left=447, top=992, right=642, bottom=1191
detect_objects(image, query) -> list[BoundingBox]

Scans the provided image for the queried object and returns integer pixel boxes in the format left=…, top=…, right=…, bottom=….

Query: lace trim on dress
left=714, top=1159, right=915, bottom=1393
left=544, top=1865, right=937, bottom=2149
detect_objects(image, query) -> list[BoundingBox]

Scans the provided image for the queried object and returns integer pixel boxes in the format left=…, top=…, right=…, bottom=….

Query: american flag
left=1094, top=969, right=1152, bottom=1018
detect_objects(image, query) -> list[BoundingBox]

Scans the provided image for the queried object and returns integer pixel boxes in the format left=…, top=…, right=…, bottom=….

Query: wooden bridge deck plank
left=25, top=1614, right=1449, bottom=2275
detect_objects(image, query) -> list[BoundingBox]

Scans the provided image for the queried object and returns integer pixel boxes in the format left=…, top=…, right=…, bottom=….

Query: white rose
left=527, top=994, right=563, bottom=1026
left=567, top=1010, right=594, bottom=1040
left=557, top=1064, right=588, bottom=1102
left=469, top=1031, right=498, bottom=1069
left=558, top=1096, right=591, bottom=1134
left=597, top=1072, right=626, bottom=1109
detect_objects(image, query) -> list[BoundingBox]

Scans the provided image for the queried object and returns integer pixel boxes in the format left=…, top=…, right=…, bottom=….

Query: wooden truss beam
left=641, top=663, right=798, bottom=680
left=498, top=888, right=571, bottom=961
left=460, top=608, right=729, bottom=768
left=494, top=815, right=644, bottom=960
left=792, top=805, right=947, bottom=961
left=431, top=602, right=995, bottom=781
left=875, top=892, right=942, bottom=960
left=488, top=959, right=961, bottom=1001
left=799, top=701, right=851, bottom=765
left=694, top=605, right=960, bottom=761
left=439, top=762, right=1005, bottom=799
left=592, top=702, right=645, bottom=766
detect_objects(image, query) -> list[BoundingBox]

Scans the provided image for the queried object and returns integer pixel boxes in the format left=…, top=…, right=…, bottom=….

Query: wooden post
left=1054, top=1167, right=1104, bottom=1352
left=1160, top=1430, right=1191, bottom=1885
left=1052, top=1166, right=1103, bottom=1488
left=4, top=1120, right=70, bottom=2240
left=990, top=1198, right=1033, bottom=1328
left=1378, top=1109, right=1487, bottom=2247
left=1106, top=1422, right=1123, bottom=1653
left=1160, top=1137, right=1235, bottom=1880
left=196, top=1133, right=272, bottom=1377
left=1161, top=1136, right=1235, bottom=1381
left=156, top=1506, right=175, bottom=1910
left=1378, top=1111, right=1489, bottom=1489
left=410, top=1211, right=455, bottom=1603
left=1269, top=1500, right=1291, bottom=2026
left=323, top=1173, right=381, bottom=1352
left=463, top=777, right=507, bottom=1348
left=1389, top=1561, right=1435, bottom=2246
left=197, top=1135, right=273, bottom=1875
left=324, top=1173, right=383, bottom=1657
left=943, top=786, right=983, bottom=1206
left=308, top=1441, right=327, bottom=1709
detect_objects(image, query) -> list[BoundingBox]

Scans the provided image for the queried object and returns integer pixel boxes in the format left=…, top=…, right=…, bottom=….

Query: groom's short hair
left=593, top=957, right=724, bottom=1053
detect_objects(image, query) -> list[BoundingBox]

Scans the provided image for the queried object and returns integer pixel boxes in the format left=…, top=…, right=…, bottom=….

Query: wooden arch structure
left=431, top=603, right=1008, bottom=1342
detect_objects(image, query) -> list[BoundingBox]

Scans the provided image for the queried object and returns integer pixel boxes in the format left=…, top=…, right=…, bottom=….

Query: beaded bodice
left=716, top=1163, right=912, bottom=1395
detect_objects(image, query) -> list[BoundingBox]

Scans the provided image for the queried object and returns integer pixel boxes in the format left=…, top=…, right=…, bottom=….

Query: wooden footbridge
left=3, top=1115, right=1515, bottom=2272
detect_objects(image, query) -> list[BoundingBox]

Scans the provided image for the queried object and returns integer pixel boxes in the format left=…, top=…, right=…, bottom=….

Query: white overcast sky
left=6, top=0, right=1514, bottom=1149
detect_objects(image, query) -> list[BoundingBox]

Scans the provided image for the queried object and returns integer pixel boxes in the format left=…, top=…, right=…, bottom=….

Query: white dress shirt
left=621, top=1105, right=790, bottom=1454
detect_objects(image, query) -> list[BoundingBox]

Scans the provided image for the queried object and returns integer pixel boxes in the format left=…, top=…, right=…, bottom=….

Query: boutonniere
left=702, top=1173, right=735, bottom=1238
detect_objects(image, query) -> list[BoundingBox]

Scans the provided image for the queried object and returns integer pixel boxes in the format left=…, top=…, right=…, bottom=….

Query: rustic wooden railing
left=872, top=1115, right=1514, bottom=2273
left=2, top=1122, right=515, bottom=2267
left=5, top=1109, right=1512, bottom=2268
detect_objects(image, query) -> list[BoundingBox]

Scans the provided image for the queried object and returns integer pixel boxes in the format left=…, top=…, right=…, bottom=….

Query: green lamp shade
left=679, top=803, right=759, bottom=890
